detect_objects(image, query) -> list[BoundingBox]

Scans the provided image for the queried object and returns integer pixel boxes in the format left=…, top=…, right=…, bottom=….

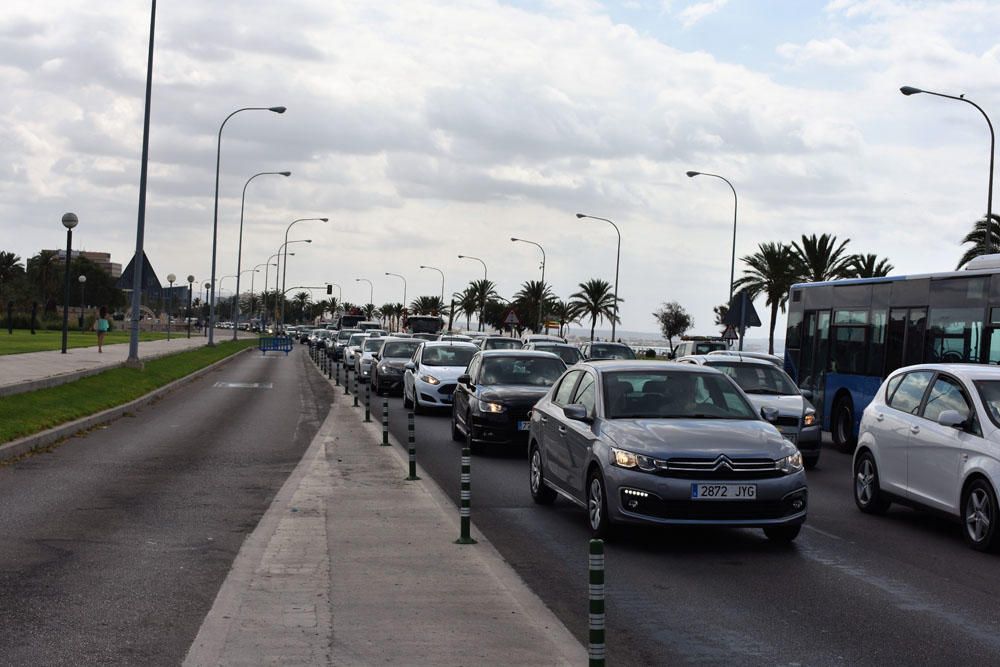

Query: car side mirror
left=372, top=352, right=380, bottom=360
left=564, top=403, right=590, bottom=423
left=405, top=362, right=416, bottom=371
left=458, top=373, right=471, bottom=385
left=800, top=389, right=813, bottom=400
left=760, top=406, right=780, bottom=423
left=936, top=409, right=966, bottom=429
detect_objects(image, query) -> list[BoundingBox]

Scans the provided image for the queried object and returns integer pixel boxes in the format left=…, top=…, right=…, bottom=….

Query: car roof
left=677, top=354, right=775, bottom=367
left=579, top=359, right=724, bottom=374
left=889, top=363, right=1000, bottom=382
left=528, top=342, right=575, bottom=348
left=478, top=349, right=562, bottom=358
left=421, top=340, right=479, bottom=348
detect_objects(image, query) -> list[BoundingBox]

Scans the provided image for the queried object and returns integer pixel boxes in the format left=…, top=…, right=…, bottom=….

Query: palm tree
left=847, top=253, right=894, bottom=278
left=0, top=251, right=25, bottom=306
left=468, top=279, right=498, bottom=331
left=548, top=299, right=579, bottom=338
left=362, top=303, right=378, bottom=320
left=568, top=279, right=618, bottom=341
left=791, top=233, right=852, bottom=282
left=293, top=292, right=311, bottom=323
left=957, top=213, right=1000, bottom=269
left=513, top=280, right=554, bottom=333
left=452, top=287, right=479, bottom=331
left=26, top=250, right=60, bottom=305
left=733, top=242, right=799, bottom=354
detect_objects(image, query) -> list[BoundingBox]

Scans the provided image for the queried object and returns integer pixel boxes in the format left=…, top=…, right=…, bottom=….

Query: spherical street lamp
left=166, top=273, right=176, bottom=341
left=60, top=212, right=78, bottom=354
left=77, top=274, right=87, bottom=331
left=186, top=275, right=195, bottom=339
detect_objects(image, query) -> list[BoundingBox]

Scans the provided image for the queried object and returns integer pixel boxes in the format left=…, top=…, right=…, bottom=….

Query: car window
left=887, top=371, right=934, bottom=414
left=553, top=371, right=582, bottom=406
left=706, top=361, right=798, bottom=395
left=479, top=356, right=566, bottom=386
left=884, top=374, right=904, bottom=402
left=922, top=376, right=972, bottom=424
left=363, top=339, right=382, bottom=352
left=975, top=381, right=1000, bottom=428
left=348, top=334, right=366, bottom=346
left=602, top=370, right=756, bottom=419
left=466, top=356, right=481, bottom=380
left=572, top=374, right=597, bottom=415
left=382, top=341, right=421, bottom=358
left=485, top=338, right=523, bottom=350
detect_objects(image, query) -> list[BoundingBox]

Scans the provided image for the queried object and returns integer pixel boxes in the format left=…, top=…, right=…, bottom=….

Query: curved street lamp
left=685, top=171, right=738, bottom=306
left=385, top=271, right=407, bottom=306
left=511, top=237, right=547, bottom=331
left=575, top=213, right=621, bottom=340
left=208, top=105, right=286, bottom=346
left=419, top=265, right=445, bottom=303
left=355, top=277, right=374, bottom=306
left=280, top=217, right=328, bottom=325
left=901, top=85, right=995, bottom=254
left=276, top=239, right=311, bottom=328
left=458, top=254, right=489, bottom=331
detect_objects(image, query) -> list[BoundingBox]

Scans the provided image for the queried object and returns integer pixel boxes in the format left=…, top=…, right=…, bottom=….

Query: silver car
left=528, top=361, right=807, bottom=542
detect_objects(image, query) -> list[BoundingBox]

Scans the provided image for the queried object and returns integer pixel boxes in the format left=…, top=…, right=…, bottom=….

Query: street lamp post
left=77, top=274, right=87, bottom=331
left=262, top=252, right=285, bottom=331
left=203, top=282, right=211, bottom=336
left=458, top=254, right=488, bottom=331
left=186, top=275, right=194, bottom=339
left=385, top=272, right=407, bottom=329
left=208, top=104, right=286, bottom=347
left=276, top=239, right=311, bottom=329
left=685, top=171, right=738, bottom=307
left=60, top=212, right=78, bottom=354
left=251, top=263, right=274, bottom=332
left=279, top=217, right=327, bottom=326
left=355, top=278, right=374, bottom=307
left=901, top=85, right=995, bottom=255
left=232, top=268, right=258, bottom=335
left=575, top=214, right=622, bottom=340
left=166, top=273, right=175, bottom=340
left=511, top=237, right=547, bottom=331
left=419, top=265, right=445, bottom=303
left=235, top=170, right=291, bottom=338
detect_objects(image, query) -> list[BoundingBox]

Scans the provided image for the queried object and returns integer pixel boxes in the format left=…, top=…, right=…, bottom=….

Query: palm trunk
left=768, top=300, right=779, bottom=355
left=590, top=314, right=596, bottom=341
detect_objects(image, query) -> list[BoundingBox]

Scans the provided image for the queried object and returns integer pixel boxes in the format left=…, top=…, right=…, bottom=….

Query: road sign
left=722, top=289, right=761, bottom=328
left=721, top=325, right=738, bottom=341
left=504, top=310, right=520, bottom=326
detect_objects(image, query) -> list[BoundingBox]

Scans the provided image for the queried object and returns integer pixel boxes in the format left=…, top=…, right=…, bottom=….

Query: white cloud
left=677, top=0, right=729, bottom=29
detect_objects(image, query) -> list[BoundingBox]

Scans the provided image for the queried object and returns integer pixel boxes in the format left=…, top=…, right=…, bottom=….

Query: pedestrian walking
left=95, top=305, right=110, bottom=352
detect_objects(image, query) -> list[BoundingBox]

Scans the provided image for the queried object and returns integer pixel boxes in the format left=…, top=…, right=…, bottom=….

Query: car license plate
left=517, top=421, right=530, bottom=431
left=691, top=483, right=756, bottom=500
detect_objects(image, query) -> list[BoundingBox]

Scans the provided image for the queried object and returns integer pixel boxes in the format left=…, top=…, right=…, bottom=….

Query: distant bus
left=335, top=314, right=365, bottom=330
left=405, top=315, right=444, bottom=335
left=784, top=256, right=1000, bottom=449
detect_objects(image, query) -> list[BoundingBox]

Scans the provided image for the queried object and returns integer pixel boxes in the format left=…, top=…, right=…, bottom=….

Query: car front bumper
left=468, top=409, right=534, bottom=445
left=796, top=424, right=822, bottom=453
left=414, top=380, right=456, bottom=407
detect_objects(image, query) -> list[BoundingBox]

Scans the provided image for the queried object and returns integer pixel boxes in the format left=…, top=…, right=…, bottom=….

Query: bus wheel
left=832, top=396, right=856, bottom=453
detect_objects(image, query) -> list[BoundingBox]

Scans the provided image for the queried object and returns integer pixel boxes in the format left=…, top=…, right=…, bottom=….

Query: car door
left=454, top=355, right=481, bottom=431
left=541, top=370, right=583, bottom=488
left=563, top=371, right=599, bottom=496
left=907, top=373, right=976, bottom=512
left=877, top=371, right=935, bottom=495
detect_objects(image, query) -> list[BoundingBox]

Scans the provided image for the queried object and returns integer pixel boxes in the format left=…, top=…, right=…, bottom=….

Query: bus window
left=817, top=311, right=831, bottom=373
left=832, top=310, right=867, bottom=374
left=926, top=307, right=983, bottom=363
left=904, top=308, right=927, bottom=367
left=800, top=312, right=817, bottom=383
left=868, top=311, right=887, bottom=375
left=886, top=309, right=907, bottom=374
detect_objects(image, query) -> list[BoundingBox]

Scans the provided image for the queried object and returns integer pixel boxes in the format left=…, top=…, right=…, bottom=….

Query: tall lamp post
left=208, top=104, right=287, bottom=346
left=458, top=254, right=488, bottom=331
left=186, top=275, right=194, bottom=339
left=511, top=237, right=546, bottom=331
left=166, top=273, right=175, bottom=340
left=419, top=265, right=445, bottom=303
left=203, top=282, right=211, bottom=336
left=251, top=262, right=274, bottom=332
left=901, top=85, right=995, bottom=255
left=60, top=212, right=78, bottom=354
left=575, top=214, right=622, bottom=340
left=385, top=272, right=407, bottom=329
left=276, top=239, right=311, bottom=328
left=279, top=217, right=327, bottom=326
left=232, top=268, right=258, bottom=337
left=355, top=278, right=374, bottom=307
left=77, top=275, right=87, bottom=331
left=262, top=252, right=285, bottom=331
left=685, top=171, right=738, bottom=306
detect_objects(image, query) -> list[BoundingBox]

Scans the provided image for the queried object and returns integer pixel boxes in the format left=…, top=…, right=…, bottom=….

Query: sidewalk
left=0, top=335, right=212, bottom=396
left=185, top=363, right=586, bottom=666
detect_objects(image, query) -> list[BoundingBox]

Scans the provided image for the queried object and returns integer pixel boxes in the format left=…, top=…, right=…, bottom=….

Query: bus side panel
left=821, top=373, right=883, bottom=435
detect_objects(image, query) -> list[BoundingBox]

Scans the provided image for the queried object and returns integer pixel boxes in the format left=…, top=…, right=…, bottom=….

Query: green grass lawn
left=0, top=329, right=170, bottom=355
left=0, top=339, right=256, bottom=445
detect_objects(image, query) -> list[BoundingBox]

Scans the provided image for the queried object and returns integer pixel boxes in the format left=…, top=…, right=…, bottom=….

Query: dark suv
left=579, top=341, right=636, bottom=360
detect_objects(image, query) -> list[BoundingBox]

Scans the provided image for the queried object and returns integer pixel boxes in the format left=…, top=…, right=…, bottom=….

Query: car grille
left=655, top=456, right=783, bottom=480
left=438, top=384, right=456, bottom=396
left=621, top=489, right=806, bottom=520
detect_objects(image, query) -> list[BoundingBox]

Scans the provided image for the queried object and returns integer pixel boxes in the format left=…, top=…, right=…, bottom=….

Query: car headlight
left=803, top=409, right=816, bottom=427
left=419, top=374, right=441, bottom=385
left=610, top=447, right=657, bottom=472
left=778, top=451, right=804, bottom=474
left=478, top=399, right=505, bottom=413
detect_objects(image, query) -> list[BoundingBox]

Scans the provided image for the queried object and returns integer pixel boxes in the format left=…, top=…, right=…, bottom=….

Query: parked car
left=477, top=336, right=524, bottom=351
left=523, top=342, right=584, bottom=366
left=670, top=337, right=727, bottom=359
left=527, top=361, right=807, bottom=541
left=580, top=341, right=636, bottom=361
left=854, top=364, right=1000, bottom=551
left=451, top=350, right=566, bottom=449
left=675, top=355, right=820, bottom=468
left=707, top=349, right=783, bottom=367
left=403, top=342, right=479, bottom=413
left=522, top=333, right=566, bottom=345
left=372, top=338, right=424, bottom=396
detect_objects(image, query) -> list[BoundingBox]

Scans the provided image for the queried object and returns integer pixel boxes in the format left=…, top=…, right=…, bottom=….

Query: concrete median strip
left=185, top=354, right=585, bottom=665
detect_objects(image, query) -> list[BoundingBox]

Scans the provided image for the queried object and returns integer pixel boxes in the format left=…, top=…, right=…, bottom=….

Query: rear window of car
left=706, top=361, right=798, bottom=396
left=484, top=338, right=523, bottom=350
left=363, top=339, right=382, bottom=352
left=479, top=356, right=566, bottom=386
left=589, top=344, right=636, bottom=359
left=348, top=334, right=366, bottom=346
left=383, top=341, right=421, bottom=357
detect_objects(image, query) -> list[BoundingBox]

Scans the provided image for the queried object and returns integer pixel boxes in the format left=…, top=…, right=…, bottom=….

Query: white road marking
left=213, top=382, right=273, bottom=389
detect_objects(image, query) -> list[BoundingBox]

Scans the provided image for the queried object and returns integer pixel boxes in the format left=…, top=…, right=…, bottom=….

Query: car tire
left=853, top=451, right=891, bottom=514
left=413, top=392, right=425, bottom=415
left=803, top=452, right=820, bottom=470
left=373, top=374, right=383, bottom=396
left=451, top=409, right=463, bottom=442
left=403, top=384, right=413, bottom=409
left=832, top=396, right=857, bottom=452
left=962, top=478, right=999, bottom=552
left=529, top=445, right=557, bottom=505
left=587, top=468, right=613, bottom=539
left=763, top=524, right=801, bottom=544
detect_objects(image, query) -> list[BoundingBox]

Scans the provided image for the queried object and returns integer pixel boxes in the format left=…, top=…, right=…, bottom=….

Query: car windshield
left=480, top=357, right=566, bottom=386
left=363, top=339, right=382, bottom=352
left=975, top=381, right=1000, bottom=427
left=421, top=346, right=477, bottom=367
left=536, top=345, right=581, bottom=365
left=706, top=362, right=798, bottom=395
left=348, top=334, right=366, bottom=346
left=590, top=344, right=636, bottom=359
left=484, top=339, right=523, bottom=350
left=603, top=370, right=757, bottom=420
left=337, top=330, right=358, bottom=342
left=695, top=342, right=726, bottom=354
left=382, top=341, right=421, bottom=358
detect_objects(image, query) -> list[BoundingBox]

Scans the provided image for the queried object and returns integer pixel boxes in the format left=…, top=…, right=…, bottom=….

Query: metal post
left=455, top=446, right=477, bottom=544
left=381, top=397, right=390, bottom=446
left=364, top=381, right=371, bottom=422
left=406, top=411, right=420, bottom=479
left=344, top=364, right=350, bottom=395
left=60, top=224, right=74, bottom=354
left=327, top=352, right=332, bottom=379
left=353, top=371, right=359, bottom=407
left=335, top=359, right=341, bottom=386
left=589, top=539, right=606, bottom=667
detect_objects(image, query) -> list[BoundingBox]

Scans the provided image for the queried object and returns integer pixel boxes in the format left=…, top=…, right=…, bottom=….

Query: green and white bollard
left=455, top=446, right=477, bottom=544
left=353, top=371, right=359, bottom=407
left=405, top=411, right=420, bottom=480
left=364, top=381, right=371, bottom=422
left=334, top=360, right=340, bottom=386
left=344, top=364, right=350, bottom=395
left=381, top=398, right=390, bottom=446
left=589, top=539, right=606, bottom=667
left=327, top=354, right=332, bottom=379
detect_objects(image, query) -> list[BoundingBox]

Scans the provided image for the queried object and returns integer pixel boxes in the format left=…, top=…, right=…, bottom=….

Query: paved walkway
left=184, top=364, right=585, bottom=666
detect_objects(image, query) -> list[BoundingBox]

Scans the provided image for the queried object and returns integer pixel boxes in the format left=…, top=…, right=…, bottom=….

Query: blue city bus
left=784, top=258, right=1000, bottom=449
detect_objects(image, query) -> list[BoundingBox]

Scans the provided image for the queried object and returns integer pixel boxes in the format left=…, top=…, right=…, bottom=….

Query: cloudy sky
left=2, top=0, right=998, bottom=338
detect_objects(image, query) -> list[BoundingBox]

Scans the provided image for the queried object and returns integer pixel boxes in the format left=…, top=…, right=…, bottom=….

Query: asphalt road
left=361, top=366, right=1000, bottom=665
left=0, top=348, right=334, bottom=665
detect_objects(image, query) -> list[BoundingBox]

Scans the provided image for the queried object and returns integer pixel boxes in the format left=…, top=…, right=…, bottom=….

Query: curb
left=0, top=346, right=254, bottom=464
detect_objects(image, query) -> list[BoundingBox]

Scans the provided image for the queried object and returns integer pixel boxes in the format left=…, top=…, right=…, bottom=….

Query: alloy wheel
left=530, top=450, right=542, bottom=494
left=589, top=477, right=603, bottom=530
left=966, top=488, right=993, bottom=545
left=856, top=459, right=874, bottom=506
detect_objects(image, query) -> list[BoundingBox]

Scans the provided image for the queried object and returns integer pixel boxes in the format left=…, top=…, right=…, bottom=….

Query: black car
left=580, top=341, right=636, bottom=360
left=451, top=350, right=566, bottom=450
left=477, top=336, right=524, bottom=351
left=371, top=337, right=424, bottom=396
left=523, top=342, right=584, bottom=365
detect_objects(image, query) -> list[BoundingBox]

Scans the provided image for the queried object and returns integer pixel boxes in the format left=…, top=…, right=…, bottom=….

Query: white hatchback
left=403, top=341, right=479, bottom=413
left=854, top=363, right=1000, bottom=551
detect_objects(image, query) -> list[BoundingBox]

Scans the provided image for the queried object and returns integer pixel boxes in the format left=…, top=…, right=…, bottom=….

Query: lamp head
left=304, top=239, right=312, bottom=243
left=319, top=217, right=329, bottom=222
left=279, top=171, right=291, bottom=177
left=458, top=254, right=465, bottom=259
left=167, top=273, right=176, bottom=283
left=686, top=171, right=700, bottom=178
left=900, top=86, right=922, bottom=96
left=78, top=274, right=87, bottom=283
left=510, top=237, right=519, bottom=242
left=204, top=282, right=211, bottom=289
left=187, top=275, right=195, bottom=283
left=62, top=212, right=79, bottom=229
left=575, top=213, right=586, bottom=219
left=269, top=106, right=287, bottom=113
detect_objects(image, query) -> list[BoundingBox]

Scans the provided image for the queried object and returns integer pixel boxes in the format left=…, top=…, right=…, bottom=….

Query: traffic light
left=326, top=284, right=332, bottom=295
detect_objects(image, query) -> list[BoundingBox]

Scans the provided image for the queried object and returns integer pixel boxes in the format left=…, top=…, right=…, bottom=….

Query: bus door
left=885, top=307, right=927, bottom=375
left=798, top=310, right=830, bottom=420
left=986, top=307, right=1000, bottom=365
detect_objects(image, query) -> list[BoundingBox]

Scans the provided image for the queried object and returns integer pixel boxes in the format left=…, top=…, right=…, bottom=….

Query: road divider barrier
left=353, top=370, right=359, bottom=407
left=405, top=411, right=420, bottom=480
left=364, top=380, right=371, bottom=422
left=344, top=364, right=350, bottom=395
left=456, top=445, right=477, bottom=545
left=589, top=539, right=606, bottom=667
left=381, top=397, right=390, bottom=446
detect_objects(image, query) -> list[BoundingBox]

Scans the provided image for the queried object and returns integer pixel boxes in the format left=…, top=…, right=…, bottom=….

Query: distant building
left=47, top=249, right=123, bottom=279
